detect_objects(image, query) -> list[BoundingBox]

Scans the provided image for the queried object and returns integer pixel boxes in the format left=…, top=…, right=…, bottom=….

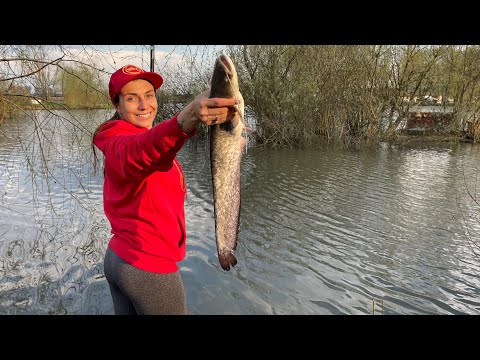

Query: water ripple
left=1, top=111, right=480, bottom=314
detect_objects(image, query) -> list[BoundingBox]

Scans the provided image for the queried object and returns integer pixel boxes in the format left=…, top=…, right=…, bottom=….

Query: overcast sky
left=65, top=45, right=227, bottom=73
left=1, top=45, right=228, bottom=92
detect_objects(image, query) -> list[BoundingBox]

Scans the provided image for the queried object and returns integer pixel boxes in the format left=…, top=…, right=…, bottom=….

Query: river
left=0, top=109, right=479, bottom=315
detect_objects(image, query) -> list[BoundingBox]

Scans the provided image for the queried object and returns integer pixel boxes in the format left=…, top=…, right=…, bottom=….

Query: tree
left=61, top=64, right=109, bottom=109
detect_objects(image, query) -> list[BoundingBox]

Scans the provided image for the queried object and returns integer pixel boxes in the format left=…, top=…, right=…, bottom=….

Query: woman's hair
left=91, top=94, right=122, bottom=176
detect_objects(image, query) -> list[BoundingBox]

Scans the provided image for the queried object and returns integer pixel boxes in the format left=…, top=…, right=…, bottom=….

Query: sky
left=1, top=45, right=228, bottom=93
left=65, top=45, right=227, bottom=73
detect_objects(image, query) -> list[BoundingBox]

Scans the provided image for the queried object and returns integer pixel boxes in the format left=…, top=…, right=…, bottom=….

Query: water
left=1, top=110, right=479, bottom=315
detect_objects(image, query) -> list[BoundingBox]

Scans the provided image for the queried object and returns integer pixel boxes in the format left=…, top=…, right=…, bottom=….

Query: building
left=405, top=105, right=455, bottom=133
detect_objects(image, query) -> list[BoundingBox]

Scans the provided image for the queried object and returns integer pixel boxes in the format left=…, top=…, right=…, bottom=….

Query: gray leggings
left=103, top=247, right=187, bottom=315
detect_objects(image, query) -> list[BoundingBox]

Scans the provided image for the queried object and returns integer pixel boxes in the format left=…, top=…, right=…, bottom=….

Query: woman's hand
left=177, top=90, right=238, bottom=133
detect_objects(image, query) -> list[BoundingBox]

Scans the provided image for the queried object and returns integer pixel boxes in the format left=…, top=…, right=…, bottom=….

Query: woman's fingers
left=204, top=97, right=237, bottom=108
left=201, top=97, right=238, bottom=125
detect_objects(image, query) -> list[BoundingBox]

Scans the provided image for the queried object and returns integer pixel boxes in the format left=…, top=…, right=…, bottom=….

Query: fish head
left=210, top=54, right=240, bottom=100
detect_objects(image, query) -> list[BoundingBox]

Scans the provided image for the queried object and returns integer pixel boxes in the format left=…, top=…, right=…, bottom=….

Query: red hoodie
left=93, top=114, right=196, bottom=273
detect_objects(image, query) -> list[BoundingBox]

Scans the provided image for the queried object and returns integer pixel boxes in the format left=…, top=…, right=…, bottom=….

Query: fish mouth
left=219, top=54, right=234, bottom=77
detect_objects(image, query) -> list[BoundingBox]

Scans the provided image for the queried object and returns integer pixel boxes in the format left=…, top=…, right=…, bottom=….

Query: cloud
left=57, top=45, right=226, bottom=73
left=1, top=45, right=227, bottom=93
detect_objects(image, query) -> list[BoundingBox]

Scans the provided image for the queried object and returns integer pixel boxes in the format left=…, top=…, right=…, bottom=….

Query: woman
left=92, top=64, right=238, bottom=315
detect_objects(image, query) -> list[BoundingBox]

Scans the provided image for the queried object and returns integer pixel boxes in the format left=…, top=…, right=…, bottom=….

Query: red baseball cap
left=108, top=64, right=164, bottom=105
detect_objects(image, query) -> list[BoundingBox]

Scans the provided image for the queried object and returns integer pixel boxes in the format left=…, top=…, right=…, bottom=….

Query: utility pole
left=150, top=45, right=155, bottom=72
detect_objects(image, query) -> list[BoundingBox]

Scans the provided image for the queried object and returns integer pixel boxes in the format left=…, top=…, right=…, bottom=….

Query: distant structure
left=405, top=105, right=454, bottom=132
left=400, top=94, right=456, bottom=133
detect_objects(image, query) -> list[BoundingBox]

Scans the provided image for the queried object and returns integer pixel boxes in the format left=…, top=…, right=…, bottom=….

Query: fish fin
left=219, top=252, right=237, bottom=271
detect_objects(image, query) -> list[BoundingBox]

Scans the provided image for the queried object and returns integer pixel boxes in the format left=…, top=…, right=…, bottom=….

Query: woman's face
left=116, top=79, right=158, bottom=129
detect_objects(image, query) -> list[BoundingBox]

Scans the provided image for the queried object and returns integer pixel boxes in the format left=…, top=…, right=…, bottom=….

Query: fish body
left=209, top=54, right=246, bottom=271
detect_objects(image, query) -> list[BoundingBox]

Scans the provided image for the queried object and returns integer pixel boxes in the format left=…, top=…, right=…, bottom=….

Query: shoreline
left=391, top=133, right=474, bottom=145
